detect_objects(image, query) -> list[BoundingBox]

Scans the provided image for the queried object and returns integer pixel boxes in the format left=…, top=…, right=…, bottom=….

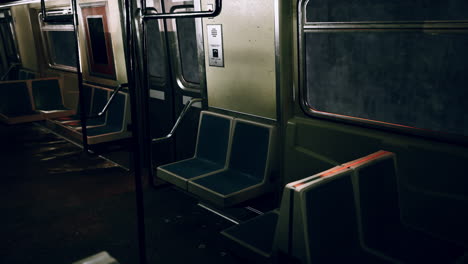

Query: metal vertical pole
left=70, top=0, right=89, bottom=153
left=123, top=0, right=148, bottom=263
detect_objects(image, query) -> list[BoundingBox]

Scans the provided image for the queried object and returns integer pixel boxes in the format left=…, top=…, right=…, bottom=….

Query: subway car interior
left=0, top=0, right=467, bottom=263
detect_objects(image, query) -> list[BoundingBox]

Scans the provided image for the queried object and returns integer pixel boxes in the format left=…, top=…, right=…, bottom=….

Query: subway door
left=146, top=17, right=176, bottom=168
left=146, top=0, right=204, bottom=169
left=165, top=1, right=203, bottom=162
left=0, top=9, right=20, bottom=76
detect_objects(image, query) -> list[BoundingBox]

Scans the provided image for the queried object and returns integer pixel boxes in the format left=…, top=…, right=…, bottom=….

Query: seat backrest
left=228, top=120, right=272, bottom=179
left=195, top=111, right=233, bottom=165
left=105, top=91, right=126, bottom=130
left=90, top=87, right=108, bottom=124
left=274, top=166, right=360, bottom=264
left=346, top=151, right=401, bottom=253
left=18, top=69, right=36, bottom=80
left=0, top=81, right=34, bottom=115
left=31, top=79, right=64, bottom=110
left=301, top=169, right=360, bottom=263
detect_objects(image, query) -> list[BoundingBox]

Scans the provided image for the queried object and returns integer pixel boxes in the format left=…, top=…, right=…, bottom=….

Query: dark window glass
left=147, top=20, right=166, bottom=79
left=0, top=24, right=13, bottom=56
left=46, top=30, right=77, bottom=68
left=87, top=17, right=108, bottom=64
left=0, top=21, right=18, bottom=62
left=305, top=31, right=468, bottom=136
left=306, top=0, right=468, bottom=22
left=176, top=17, right=200, bottom=84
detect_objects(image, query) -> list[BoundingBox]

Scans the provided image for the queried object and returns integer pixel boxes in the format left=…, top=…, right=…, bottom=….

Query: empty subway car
left=0, top=0, right=467, bottom=263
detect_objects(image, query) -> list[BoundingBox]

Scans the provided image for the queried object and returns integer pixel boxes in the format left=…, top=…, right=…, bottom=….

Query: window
left=305, top=0, right=468, bottom=23
left=81, top=3, right=116, bottom=79
left=176, top=17, right=200, bottom=84
left=147, top=19, right=166, bottom=80
left=171, top=3, right=202, bottom=91
left=300, top=0, right=468, bottom=138
left=39, top=9, right=77, bottom=71
left=0, top=9, right=20, bottom=64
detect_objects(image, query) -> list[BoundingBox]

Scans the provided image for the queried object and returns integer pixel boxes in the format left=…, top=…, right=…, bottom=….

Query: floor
left=0, top=123, right=246, bottom=264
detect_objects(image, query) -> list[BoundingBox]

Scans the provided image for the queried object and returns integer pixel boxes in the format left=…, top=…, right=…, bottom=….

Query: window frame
left=167, top=2, right=203, bottom=93
left=38, top=9, right=77, bottom=72
left=0, top=8, right=21, bottom=64
left=80, top=2, right=116, bottom=80
left=146, top=17, right=168, bottom=87
left=297, top=0, right=468, bottom=144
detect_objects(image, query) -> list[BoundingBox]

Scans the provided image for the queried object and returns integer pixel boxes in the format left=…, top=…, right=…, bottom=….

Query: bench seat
left=31, top=78, right=75, bottom=119
left=157, top=111, right=233, bottom=190
left=158, top=158, right=225, bottom=189
left=191, top=169, right=263, bottom=196
left=221, top=151, right=466, bottom=263
left=0, top=80, right=45, bottom=124
left=45, top=83, right=130, bottom=145
left=188, top=119, right=275, bottom=207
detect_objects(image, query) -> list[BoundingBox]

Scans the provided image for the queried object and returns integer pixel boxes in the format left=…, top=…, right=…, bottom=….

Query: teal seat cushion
left=156, top=112, right=232, bottom=184
left=196, top=113, right=232, bottom=165
left=85, top=92, right=125, bottom=137
left=0, top=82, right=36, bottom=115
left=192, top=169, right=262, bottom=196
left=32, top=79, right=68, bottom=111
left=160, top=158, right=224, bottom=180
left=86, top=125, right=122, bottom=136
left=229, top=122, right=270, bottom=180
left=18, top=69, right=36, bottom=80
left=66, top=118, right=106, bottom=128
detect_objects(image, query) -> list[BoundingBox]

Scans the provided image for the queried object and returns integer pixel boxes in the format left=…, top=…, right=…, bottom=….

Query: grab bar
left=40, top=0, right=73, bottom=23
left=141, top=0, right=222, bottom=20
left=88, top=83, right=128, bottom=119
left=0, top=63, right=20, bottom=81
left=152, top=98, right=202, bottom=143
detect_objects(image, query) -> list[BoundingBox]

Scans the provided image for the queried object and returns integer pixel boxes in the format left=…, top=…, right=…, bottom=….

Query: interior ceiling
left=0, top=0, right=40, bottom=8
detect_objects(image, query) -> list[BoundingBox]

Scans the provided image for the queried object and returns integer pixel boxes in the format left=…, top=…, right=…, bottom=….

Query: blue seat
left=31, top=79, right=69, bottom=111
left=188, top=119, right=274, bottom=207
left=18, top=69, right=36, bottom=80
left=31, top=78, right=75, bottom=119
left=0, top=81, right=36, bottom=116
left=0, top=81, right=43, bottom=124
left=66, top=87, right=107, bottom=128
left=350, top=151, right=466, bottom=263
left=157, top=111, right=234, bottom=190
left=55, top=84, right=93, bottom=123
left=221, top=151, right=467, bottom=263
left=86, top=91, right=127, bottom=139
left=220, top=153, right=387, bottom=263
left=46, top=84, right=130, bottom=145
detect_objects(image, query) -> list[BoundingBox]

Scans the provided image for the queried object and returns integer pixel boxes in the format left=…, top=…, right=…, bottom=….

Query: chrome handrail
left=0, top=63, right=20, bottom=81
left=141, top=0, right=221, bottom=20
left=87, top=83, right=128, bottom=119
left=40, top=0, right=73, bottom=23
left=152, top=98, right=202, bottom=143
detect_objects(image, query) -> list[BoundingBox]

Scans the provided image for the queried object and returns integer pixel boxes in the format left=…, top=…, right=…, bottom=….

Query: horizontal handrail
left=40, top=0, right=73, bottom=23
left=142, top=0, right=222, bottom=20
left=152, top=98, right=202, bottom=143
left=0, top=63, right=20, bottom=81
left=88, top=83, right=128, bottom=119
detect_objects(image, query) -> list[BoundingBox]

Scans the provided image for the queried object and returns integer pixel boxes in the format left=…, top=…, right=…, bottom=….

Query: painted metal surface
left=202, top=0, right=277, bottom=120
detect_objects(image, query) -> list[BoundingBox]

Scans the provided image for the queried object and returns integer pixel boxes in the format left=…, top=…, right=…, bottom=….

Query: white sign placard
left=207, top=24, right=224, bottom=67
